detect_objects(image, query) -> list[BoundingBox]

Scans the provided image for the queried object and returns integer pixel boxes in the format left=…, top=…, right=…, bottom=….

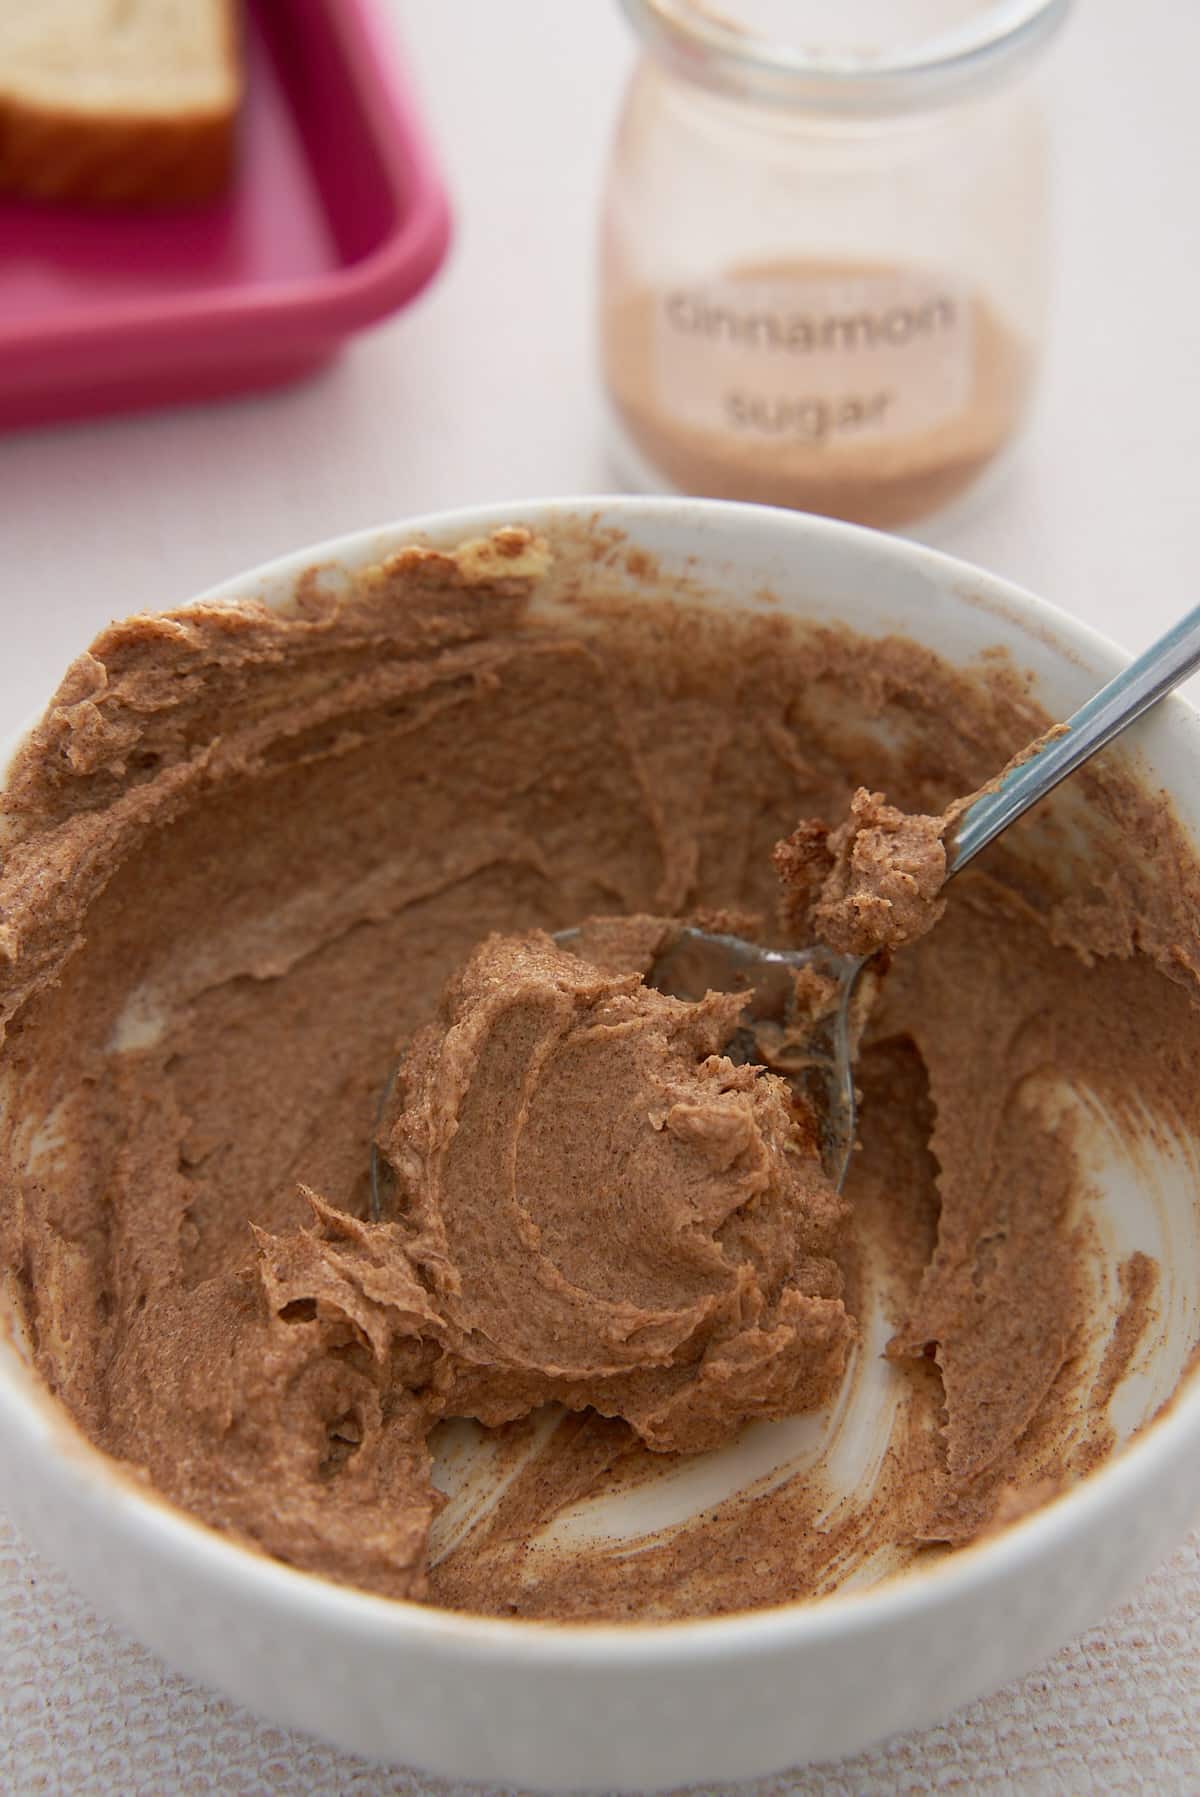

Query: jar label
left=653, top=271, right=974, bottom=447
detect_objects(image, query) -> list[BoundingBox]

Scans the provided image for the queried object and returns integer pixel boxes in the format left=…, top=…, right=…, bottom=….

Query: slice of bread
left=0, top=0, right=241, bottom=208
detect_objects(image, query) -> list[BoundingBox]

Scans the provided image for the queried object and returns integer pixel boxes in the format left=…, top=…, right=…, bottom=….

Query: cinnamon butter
left=1, top=527, right=1197, bottom=1620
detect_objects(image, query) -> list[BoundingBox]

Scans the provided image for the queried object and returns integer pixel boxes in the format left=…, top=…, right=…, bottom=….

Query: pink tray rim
left=0, top=0, right=452, bottom=363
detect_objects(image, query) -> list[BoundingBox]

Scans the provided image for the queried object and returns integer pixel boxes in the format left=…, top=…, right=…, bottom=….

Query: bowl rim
left=3, top=492, right=1199, bottom=1668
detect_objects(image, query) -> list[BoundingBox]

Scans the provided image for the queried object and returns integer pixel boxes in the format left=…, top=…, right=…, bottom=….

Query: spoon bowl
left=574, top=924, right=868, bottom=1190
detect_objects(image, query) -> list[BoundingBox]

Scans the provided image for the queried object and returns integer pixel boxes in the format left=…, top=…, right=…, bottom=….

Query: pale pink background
left=2, top=2, right=1199, bottom=1789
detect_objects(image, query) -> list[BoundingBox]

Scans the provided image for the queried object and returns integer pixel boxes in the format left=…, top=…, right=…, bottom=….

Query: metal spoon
left=632, top=602, right=1200, bottom=1191
left=370, top=604, right=1200, bottom=1216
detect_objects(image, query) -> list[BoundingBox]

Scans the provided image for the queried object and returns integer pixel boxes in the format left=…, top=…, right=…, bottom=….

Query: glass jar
left=599, top=0, right=1070, bottom=531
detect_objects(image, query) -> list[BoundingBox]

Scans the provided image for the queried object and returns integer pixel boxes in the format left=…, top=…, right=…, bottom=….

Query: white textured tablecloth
left=3, top=1519, right=1198, bottom=1794
left=2, top=2, right=1199, bottom=1789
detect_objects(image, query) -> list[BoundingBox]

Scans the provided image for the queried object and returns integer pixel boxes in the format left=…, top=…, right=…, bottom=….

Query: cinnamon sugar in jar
left=599, top=0, right=1070, bottom=530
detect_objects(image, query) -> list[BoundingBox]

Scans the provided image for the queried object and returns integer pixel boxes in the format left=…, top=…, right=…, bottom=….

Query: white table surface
left=3, top=3, right=1200, bottom=1791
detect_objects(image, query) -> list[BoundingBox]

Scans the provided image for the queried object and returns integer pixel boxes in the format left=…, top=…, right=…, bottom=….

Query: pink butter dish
left=0, top=0, right=452, bottom=431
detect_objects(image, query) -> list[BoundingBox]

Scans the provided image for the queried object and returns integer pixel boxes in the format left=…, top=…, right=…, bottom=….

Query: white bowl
left=2, top=496, right=1199, bottom=1793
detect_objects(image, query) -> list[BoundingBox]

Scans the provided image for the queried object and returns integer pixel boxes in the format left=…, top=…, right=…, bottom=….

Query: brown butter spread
left=366, top=927, right=851, bottom=1455
left=776, top=786, right=950, bottom=958
left=2, top=525, right=1199, bottom=1620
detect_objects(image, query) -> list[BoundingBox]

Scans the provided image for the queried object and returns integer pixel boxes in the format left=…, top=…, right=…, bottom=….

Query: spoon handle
left=945, top=603, right=1200, bottom=876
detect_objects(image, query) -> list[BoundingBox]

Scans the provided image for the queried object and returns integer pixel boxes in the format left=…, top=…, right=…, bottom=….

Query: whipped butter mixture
left=2, top=527, right=1198, bottom=1619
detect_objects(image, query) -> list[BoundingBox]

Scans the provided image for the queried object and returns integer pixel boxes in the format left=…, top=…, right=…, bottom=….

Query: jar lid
left=622, top=0, right=1072, bottom=112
